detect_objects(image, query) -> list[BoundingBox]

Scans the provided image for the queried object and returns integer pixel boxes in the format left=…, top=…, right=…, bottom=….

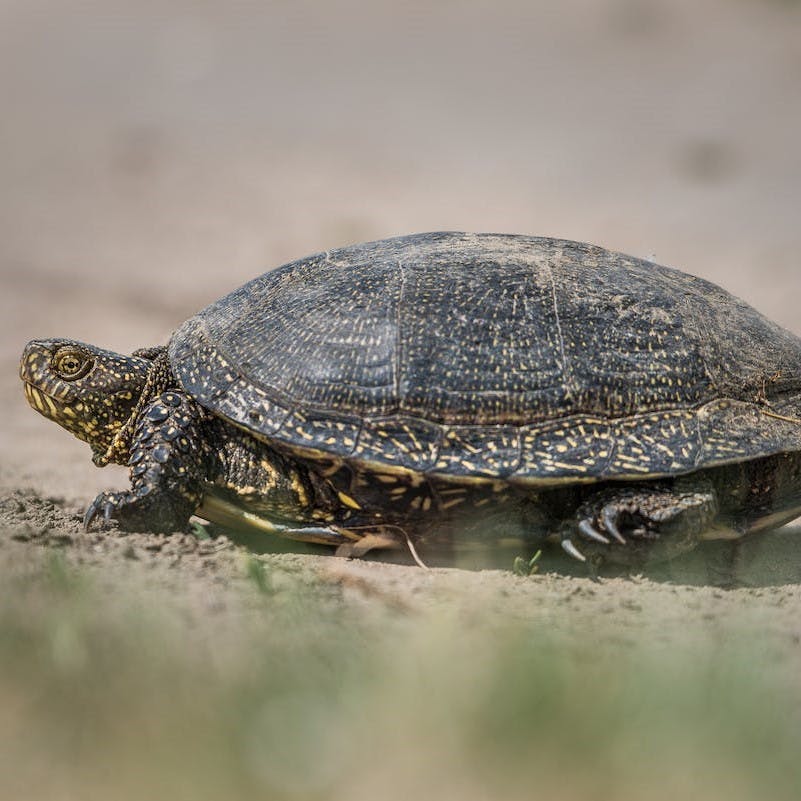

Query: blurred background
left=2, top=0, right=801, bottom=494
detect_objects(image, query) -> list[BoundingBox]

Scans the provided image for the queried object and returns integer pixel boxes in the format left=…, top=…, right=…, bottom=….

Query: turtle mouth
left=23, top=381, right=65, bottom=419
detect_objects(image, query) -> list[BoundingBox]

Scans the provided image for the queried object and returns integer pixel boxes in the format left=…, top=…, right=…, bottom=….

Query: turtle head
left=20, top=339, right=154, bottom=460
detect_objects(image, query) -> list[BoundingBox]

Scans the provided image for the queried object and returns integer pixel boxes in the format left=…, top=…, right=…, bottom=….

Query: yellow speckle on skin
left=337, top=491, right=362, bottom=510
left=42, top=394, right=58, bottom=415
left=226, top=482, right=259, bottom=496
left=259, top=458, right=278, bottom=477
left=440, top=497, right=464, bottom=510
left=291, top=474, right=310, bottom=506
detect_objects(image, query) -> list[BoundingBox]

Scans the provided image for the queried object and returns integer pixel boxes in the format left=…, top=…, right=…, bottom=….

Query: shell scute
left=433, top=427, right=521, bottom=478
left=276, top=409, right=362, bottom=456
left=517, top=417, right=613, bottom=481
left=356, top=417, right=441, bottom=472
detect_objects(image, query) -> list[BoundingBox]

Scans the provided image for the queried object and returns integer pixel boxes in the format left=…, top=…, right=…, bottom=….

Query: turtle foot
left=560, top=481, right=718, bottom=566
left=84, top=489, right=188, bottom=533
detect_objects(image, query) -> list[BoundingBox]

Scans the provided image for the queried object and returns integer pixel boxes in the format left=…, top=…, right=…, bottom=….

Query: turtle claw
left=83, top=498, right=101, bottom=531
left=578, top=519, right=610, bottom=545
left=601, top=506, right=627, bottom=545
left=84, top=491, right=126, bottom=531
left=560, top=499, right=634, bottom=567
left=568, top=503, right=629, bottom=552
left=561, top=538, right=587, bottom=562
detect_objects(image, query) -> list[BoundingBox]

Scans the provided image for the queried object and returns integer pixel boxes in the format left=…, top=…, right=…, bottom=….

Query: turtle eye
left=52, top=348, right=93, bottom=380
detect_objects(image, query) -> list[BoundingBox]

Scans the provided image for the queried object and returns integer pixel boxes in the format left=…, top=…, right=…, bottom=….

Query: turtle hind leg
left=559, top=479, right=719, bottom=567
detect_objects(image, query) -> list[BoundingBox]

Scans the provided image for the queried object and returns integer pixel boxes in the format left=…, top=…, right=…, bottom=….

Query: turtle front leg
left=560, top=478, right=719, bottom=566
left=84, top=390, right=208, bottom=532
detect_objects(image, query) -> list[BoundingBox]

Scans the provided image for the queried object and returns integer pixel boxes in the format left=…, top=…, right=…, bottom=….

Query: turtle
left=19, top=232, right=801, bottom=569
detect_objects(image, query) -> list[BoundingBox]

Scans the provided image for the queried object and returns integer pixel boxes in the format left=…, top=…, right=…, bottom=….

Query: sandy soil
left=4, top=485, right=801, bottom=641
left=3, top=0, right=801, bottom=688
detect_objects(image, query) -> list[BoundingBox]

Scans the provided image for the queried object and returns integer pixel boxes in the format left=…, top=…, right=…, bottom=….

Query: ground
left=3, top=486, right=801, bottom=800
left=3, top=1, right=801, bottom=798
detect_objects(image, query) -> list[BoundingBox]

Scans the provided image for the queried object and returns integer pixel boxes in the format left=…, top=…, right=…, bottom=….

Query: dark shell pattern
left=169, top=232, right=801, bottom=485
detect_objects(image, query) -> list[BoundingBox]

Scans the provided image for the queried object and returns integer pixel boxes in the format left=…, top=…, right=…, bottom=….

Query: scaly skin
left=83, top=390, right=209, bottom=532
left=20, top=338, right=152, bottom=461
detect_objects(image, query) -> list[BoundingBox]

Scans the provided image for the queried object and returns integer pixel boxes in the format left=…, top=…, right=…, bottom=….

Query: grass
left=0, top=551, right=799, bottom=801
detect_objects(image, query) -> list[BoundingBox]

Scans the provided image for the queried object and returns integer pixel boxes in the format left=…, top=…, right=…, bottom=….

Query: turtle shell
left=168, top=232, right=801, bottom=484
